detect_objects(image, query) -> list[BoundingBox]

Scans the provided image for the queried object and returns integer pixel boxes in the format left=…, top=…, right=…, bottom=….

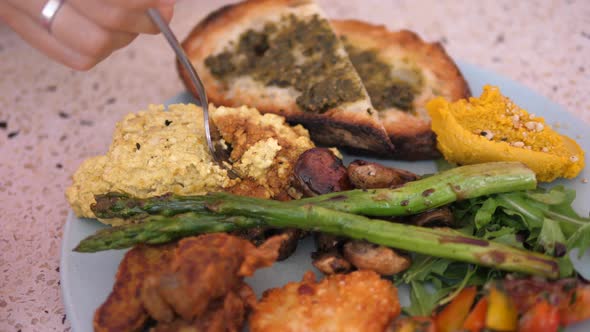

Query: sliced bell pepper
left=519, top=299, right=560, bottom=332
left=485, top=285, right=518, bottom=331
left=560, top=285, right=590, bottom=326
left=462, top=297, right=488, bottom=332
left=435, top=286, right=477, bottom=332
left=390, top=317, right=437, bottom=332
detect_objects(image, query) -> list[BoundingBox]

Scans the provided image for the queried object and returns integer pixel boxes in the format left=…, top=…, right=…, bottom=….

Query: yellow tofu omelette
left=66, top=103, right=314, bottom=224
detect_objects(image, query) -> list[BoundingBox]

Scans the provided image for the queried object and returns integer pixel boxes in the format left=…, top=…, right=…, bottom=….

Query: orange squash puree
left=427, top=85, right=584, bottom=182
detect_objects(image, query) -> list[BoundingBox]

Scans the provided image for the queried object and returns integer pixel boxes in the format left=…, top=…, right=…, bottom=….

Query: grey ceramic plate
left=61, top=61, right=590, bottom=331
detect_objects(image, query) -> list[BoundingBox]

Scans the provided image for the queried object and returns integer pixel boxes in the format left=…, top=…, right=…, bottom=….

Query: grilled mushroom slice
left=292, top=147, right=352, bottom=196
left=314, top=233, right=347, bottom=252
left=347, top=159, right=418, bottom=189
left=311, top=250, right=353, bottom=275
left=343, top=240, right=411, bottom=275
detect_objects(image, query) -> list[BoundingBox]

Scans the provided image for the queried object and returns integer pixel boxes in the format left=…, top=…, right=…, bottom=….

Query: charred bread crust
left=178, top=0, right=394, bottom=155
left=286, top=112, right=393, bottom=155
left=331, top=20, right=470, bottom=160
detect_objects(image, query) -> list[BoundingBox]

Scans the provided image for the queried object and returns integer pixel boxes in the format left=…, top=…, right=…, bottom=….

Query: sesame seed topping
left=542, top=147, right=549, bottom=152
left=529, top=113, right=536, bottom=119
left=524, top=121, right=537, bottom=130
left=535, top=123, right=544, bottom=132
left=570, top=155, right=579, bottom=162
left=511, top=141, right=525, bottom=148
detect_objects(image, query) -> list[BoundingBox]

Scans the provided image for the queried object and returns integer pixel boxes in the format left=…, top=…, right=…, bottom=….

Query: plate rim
left=60, top=59, right=590, bottom=331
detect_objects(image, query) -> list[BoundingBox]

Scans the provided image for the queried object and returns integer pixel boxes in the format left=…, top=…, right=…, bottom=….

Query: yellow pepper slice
left=485, top=285, right=518, bottom=331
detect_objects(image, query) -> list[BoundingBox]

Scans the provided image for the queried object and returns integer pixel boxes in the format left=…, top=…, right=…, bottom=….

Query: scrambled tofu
left=250, top=270, right=401, bottom=332
left=427, top=85, right=585, bottom=182
left=66, top=104, right=314, bottom=222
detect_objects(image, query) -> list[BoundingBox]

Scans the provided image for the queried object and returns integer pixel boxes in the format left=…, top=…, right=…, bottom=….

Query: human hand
left=0, top=0, right=175, bottom=70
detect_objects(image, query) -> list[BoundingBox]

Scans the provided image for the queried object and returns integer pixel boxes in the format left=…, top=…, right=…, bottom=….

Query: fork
left=147, top=9, right=240, bottom=179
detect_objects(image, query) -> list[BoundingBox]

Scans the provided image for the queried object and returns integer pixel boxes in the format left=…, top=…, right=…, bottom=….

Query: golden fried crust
left=212, top=108, right=314, bottom=199
left=159, top=234, right=276, bottom=320
left=142, top=234, right=284, bottom=323
left=93, top=244, right=175, bottom=332
left=331, top=20, right=471, bottom=160
left=180, top=0, right=394, bottom=156
left=97, top=234, right=284, bottom=331
left=250, top=270, right=401, bottom=332
left=151, top=291, right=248, bottom=332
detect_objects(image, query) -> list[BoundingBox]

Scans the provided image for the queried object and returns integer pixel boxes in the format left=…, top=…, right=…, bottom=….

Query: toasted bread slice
left=179, top=0, right=394, bottom=155
left=331, top=20, right=471, bottom=159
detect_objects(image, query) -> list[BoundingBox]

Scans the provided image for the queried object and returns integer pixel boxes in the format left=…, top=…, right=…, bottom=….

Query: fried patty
left=250, top=270, right=401, bottom=332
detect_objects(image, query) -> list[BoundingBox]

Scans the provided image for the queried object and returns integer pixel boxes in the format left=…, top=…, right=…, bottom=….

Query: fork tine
left=147, top=9, right=240, bottom=179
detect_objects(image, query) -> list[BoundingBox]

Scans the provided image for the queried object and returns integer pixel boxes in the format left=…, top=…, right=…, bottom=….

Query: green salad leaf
left=399, top=185, right=590, bottom=316
left=567, top=223, right=590, bottom=258
left=538, top=218, right=566, bottom=255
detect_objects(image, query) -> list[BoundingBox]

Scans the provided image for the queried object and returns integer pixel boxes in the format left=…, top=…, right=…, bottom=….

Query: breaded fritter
left=93, top=243, right=175, bottom=332
left=150, top=290, right=252, bottom=332
left=250, top=270, right=401, bottom=332
left=142, top=233, right=284, bottom=321
left=95, top=234, right=284, bottom=332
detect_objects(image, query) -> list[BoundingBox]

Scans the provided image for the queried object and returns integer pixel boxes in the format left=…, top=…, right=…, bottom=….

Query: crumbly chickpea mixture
left=66, top=104, right=314, bottom=223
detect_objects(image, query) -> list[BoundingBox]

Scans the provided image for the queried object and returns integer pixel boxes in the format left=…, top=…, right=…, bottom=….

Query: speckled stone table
left=0, top=0, right=588, bottom=330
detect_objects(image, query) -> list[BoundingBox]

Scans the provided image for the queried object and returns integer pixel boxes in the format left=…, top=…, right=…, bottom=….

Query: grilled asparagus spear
left=92, top=162, right=537, bottom=218
left=77, top=197, right=559, bottom=277
left=76, top=162, right=561, bottom=277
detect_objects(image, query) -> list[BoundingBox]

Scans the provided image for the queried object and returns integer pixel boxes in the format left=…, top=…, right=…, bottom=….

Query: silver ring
left=40, top=0, right=65, bottom=32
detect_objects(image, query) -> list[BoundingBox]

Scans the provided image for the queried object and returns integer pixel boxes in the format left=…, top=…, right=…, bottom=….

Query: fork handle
left=147, top=9, right=209, bottom=106
left=146, top=9, right=216, bottom=154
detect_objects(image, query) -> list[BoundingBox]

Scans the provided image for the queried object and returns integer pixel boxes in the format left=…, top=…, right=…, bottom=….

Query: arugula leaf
left=567, top=223, right=590, bottom=258
left=526, top=186, right=569, bottom=205
left=481, top=226, right=525, bottom=249
left=558, top=256, right=575, bottom=277
left=404, top=280, right=462, bottom=316
left=399, top=254, right=487, bottom=315
left=405, top=281, right=439, bottom=316
left=474, top=198, right=498, bottom=229
left=438, top=267, right=477, bottom=305
left=396, top=255, right=450, bottom=285
left=482, top=226, right=518, bottom=240
left=537, top=218, right=566, bottom=255
left=495, top=192, right=544, bottom=229
left=400, top=185, right=590, bottom=318
left=493, top=233, right=525, bottom=249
